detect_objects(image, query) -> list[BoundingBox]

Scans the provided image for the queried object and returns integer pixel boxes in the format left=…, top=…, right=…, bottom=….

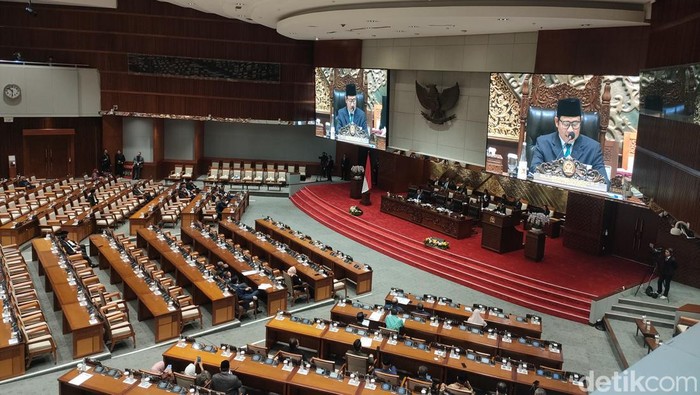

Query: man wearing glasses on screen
left=335, top=83, right=368, bottom=138
left=529, top=98, right=609, bottom=184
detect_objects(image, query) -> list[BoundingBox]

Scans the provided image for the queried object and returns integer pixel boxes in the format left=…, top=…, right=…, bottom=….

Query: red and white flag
left=362, top=153, right=372, bottom=194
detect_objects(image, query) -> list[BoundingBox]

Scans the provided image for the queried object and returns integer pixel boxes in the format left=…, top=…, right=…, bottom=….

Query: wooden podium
left=481, top=211, right=523, bottom=253
left=525, top=230, right=546, bottom=261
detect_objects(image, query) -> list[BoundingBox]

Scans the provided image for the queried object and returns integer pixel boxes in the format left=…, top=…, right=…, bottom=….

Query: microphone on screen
left=567, top=131, right=576, bottom=141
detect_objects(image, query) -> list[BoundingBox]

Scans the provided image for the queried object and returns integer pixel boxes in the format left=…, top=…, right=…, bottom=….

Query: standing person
left=656, top=247, right=677, bottom=300
left=114, top=150, right=126, bottom=177
left=100, top=149, right=111, bottom=173
left=133, top=152, right=144, bottom=180
left=317, top=152, right=328, bottom=181
left=340, top=154, right=350, bottom=180
left=326, top=155, right=334, bottom=182
left=211, top=360, right=242, bottom=395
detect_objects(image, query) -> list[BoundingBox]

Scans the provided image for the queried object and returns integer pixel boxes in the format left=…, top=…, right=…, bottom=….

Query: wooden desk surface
left=499, top=337, right=563, bottom=369
left=287, top=369, right=362, bottom=395
left=255, top=218, right=373, bottom=294
left=58, top=366, right=135, bottom=395
left=162, top=341, right=234, bottom=373
left=0, top=307, right=25, bottom=380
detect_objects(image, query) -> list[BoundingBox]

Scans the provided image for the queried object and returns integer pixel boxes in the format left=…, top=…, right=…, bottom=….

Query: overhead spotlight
left=25, top=0, right=37, bottom=16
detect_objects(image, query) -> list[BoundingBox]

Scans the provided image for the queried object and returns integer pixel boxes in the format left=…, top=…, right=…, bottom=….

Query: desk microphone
left=557, top=132, right=577, bottom=160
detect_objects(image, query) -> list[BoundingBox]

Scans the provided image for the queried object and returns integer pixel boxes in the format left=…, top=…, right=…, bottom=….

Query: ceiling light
left=580, top=23, right=591, bottom=27
left=396, top=30, right=405, bottom=33
left=409, top=25, right=419, bottom=28
left=498, top=18, right=509, bottom=21
left=366, top=19, right=378, bottom=23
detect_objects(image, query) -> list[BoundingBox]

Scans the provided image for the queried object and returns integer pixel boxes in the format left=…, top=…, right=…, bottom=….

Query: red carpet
left=290, top=183, right=649, bottom=323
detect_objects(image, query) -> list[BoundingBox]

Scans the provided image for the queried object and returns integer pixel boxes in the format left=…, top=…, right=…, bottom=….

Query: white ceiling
left=2, top=0, right=652, bottom=40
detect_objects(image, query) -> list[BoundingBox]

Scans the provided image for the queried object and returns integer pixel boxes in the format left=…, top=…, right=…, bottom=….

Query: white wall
left=0, top=64, right=100, bottom=117
left=164, top=120, right=195, bottom=160
left=362, top=32, right=538, bottom=72
left=362, top=32, right=538, bottom=166
left=204, top=122, right=336, bottom=162
left=123, top=118, right=154, bottom=162
left=389, top=70, right=490, bottom=167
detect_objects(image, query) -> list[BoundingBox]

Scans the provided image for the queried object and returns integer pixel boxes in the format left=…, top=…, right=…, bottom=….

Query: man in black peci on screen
left=335, top=83, right=367, bottom=133
left=529, top=98, right=608, bottom=184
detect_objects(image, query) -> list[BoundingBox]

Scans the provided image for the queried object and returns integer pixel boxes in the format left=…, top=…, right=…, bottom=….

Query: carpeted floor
left=292, top=182, right=651, bottom=322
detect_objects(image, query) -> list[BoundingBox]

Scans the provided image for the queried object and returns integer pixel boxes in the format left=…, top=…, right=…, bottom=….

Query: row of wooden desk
left=135, top=227, right=237, bottom=326
left=265, top=314, right=580, bottom=395
left=179, top=223, right=288, bottom=316
left=128, top=183, right=177, bottom=236
left=218, top=220, right=334, bottom=302
left=180, top=191, right=249, bottom=229
left=379, top=195, right=474, bottom=239
left=254, top=217, right=373, bottom=294
left=330, top=303, right=562, bottom=370
left=32, top=238, right=105, bottom=359
left=62, top=182, right=137, bottom=242
left=89, top=234, right=181, bottom=343
left=384, top=290, right=542, bottom=339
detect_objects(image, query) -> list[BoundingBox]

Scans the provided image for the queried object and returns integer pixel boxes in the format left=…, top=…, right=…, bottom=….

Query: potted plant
left=350, top=165, right=364, bottom=180
left=349, top=206, right=363, bottom=216
left=424, top=236, right=449, bottom=250
left=527, top=212, right=550, bottom=231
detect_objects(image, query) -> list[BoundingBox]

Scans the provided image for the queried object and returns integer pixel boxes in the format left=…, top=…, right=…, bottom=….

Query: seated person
left=466, top=309, right=487, bottom=327
left=375, top=355, right=397, bottom=375
left=17, top=176, right=34, bottom=189
left=482, top=190, right=492, bottom=208
left=441, top=373, right=474, bottom=394
left=184, top=357, right=211, bottom=386
left=348, top=338, right=374, bottom=365
left=415, top=365, right=434, bottom=382
left=279, top=337, right=309, bottom=364
left=150, top=360, right=174, bottom=382
left=287, top=266, right=312, bottom=296
left=529, top=98, right=609, bottom=184
left=384, top=308, right=404, bottom=332
left=335, top=83, right=367, bottom=132
left=231, top=276, right=261, bottom=303
left=356, top=312, right=369, bottom=328
left=384, top=298, right=404, bottom=314
left=211, top=360, right=242, bottom=395
left=415, top=302, right=428, bottom=315
left=88, top=188, right=99, bottom=206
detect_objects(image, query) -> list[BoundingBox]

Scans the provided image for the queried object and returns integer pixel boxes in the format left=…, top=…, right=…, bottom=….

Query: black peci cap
left=557, top=98, right=582, bottom=117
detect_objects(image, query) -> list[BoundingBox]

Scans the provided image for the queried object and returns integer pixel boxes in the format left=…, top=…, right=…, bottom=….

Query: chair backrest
left=211, top=161, right=219, bottom=170
left=174, top=165, right=183, bottom=174
left=288, top=165, right=296, bottom=173
left=405, top=377, right=433, bottom=393
left=375, top=370, right=401, bottom=386
left=183, top=165, right=193, bottom=174
left=275, top=350, right=303, bottom=365
left=345, top=352, right=369, bottom=374
left=298, top=166, right=306, bottom=175
left=444, top=385, right=474, bottom=395
left=222, top=162, right=230, bottom=169
left=173, top=372, right=195, bottom=388
left=311, top=357, right=335, bottom=371
left=282, top=272, right=294, bottom=295
left=247, top=343, right=267, bottom=356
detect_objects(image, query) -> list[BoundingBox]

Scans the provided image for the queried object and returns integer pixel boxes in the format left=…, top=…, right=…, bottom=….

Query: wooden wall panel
left=314, top=40, right=363, bottom=68
left=563, top=192, right=614, bottom=255
left=0, top=0, right=315, bottom=121
left=645, top=0, right=700, bottom=68
left=535, top=26, right=649, bottom=75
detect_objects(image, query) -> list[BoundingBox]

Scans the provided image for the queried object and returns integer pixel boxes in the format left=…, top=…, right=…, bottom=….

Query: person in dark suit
left=114, top=150, right=126, bottom=177
left=326, top=155, right=334, bottom=182
left=87, top=188, right=99, bottom=206
left=132, top=152, right=144, bottom=180
left=100, top=149, right=111, bottom=173
left=656, top=247, right=677, bottom=300
left=335, top=83, right=367, bottom=132
left=211, top=360, right=242, bottom=395
left=529, top=98, right=608, bottom=184
left=340, top=154, right=350, bottom=180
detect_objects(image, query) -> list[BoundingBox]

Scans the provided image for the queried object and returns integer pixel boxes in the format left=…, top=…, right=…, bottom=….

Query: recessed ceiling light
left=396, top=30, right=405, bottom=33
left=580, top=23, right=591, bottom=27
left=367, top=19, right=378, bottom=23
left=498, top=18, right=509, bottom=21
left=409, top=25, right=419, bottom=28
left=315, top=37, right=319, bottom=40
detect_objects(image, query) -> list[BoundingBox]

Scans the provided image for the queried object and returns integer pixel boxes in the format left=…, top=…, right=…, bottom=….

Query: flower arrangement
left=527, top=212, right=550, bottom=229
left=424, top=237, right=449, bottom=250
left=350, top=165, right=365, bottom=180
left=349, top=206, right=363, bottom=216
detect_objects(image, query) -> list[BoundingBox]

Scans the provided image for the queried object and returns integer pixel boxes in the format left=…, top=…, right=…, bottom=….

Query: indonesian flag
left=362, top=153, right=372, bottom=194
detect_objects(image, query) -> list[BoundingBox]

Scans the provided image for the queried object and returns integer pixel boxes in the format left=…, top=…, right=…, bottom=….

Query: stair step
left=610, top=305, right=676, bottom=320
left=291, top=189, right=593, bottom=324
left=617, top=297, right=678, bottom=312
left=605, top=311, right=675, bottom=328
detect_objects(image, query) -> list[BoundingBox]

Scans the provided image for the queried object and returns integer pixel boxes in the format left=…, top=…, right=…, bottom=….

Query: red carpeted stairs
left=290, top=184, right=646, bottom=324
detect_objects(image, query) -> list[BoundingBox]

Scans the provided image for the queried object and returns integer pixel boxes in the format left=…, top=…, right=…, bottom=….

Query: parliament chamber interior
left=0, top=0, right=699, bottom=394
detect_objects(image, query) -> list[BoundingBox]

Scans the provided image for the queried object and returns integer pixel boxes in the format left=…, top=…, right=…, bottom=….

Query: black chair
left=407, top=186, right=418, bottom=199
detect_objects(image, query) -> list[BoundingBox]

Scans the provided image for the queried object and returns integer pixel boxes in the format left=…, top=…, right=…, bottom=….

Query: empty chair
left=311, top=357, right=335, bottom=372
left=404, top=377, right=434, bottom=393
left=182, top=165, right=194, bottom=180
left=103, top=310, right=136, bottom=351
left=22, top=322, right=57, bottom=368
left=176, top=295, right=203, bottom=332
left=206, top=167, right=219, bottom=183
left=94, top=211, right=116, bottom=229
left=375, top=371, right=401, bottom=386
left=298, top=166, right=307, bottom=181
left=246, top=343, right=268, bottom=356
left=219, top=168, right=231, bottom=181
left=169, top=165, right=183, bottom=180
left=345, top=352, right=371, bottom=375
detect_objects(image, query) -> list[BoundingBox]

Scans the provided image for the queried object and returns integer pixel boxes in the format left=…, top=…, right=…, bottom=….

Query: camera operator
left=650, top=243, right=677, bottom=300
